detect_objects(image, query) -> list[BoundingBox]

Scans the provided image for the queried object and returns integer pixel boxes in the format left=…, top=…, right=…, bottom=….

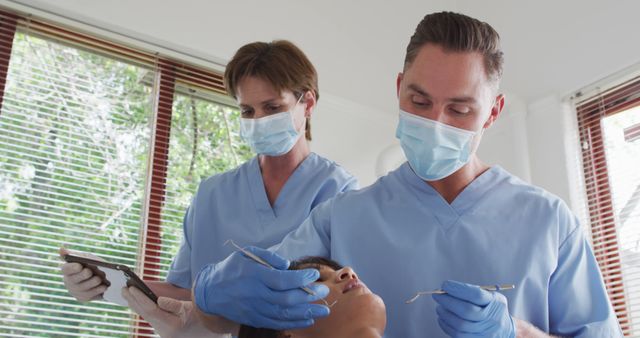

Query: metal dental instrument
left=224, top=240, right=337, bottom=307
left=406, top=284, right=516, bottom=304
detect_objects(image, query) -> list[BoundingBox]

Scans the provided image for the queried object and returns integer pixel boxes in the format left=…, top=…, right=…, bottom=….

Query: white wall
left=476, top=91, right=597, bottom=215
left=476, top=92, right=583, bottom=209
left=4, top=0, right=639, bottom=198
left=313, top=94, right=396, bottom=185
left=477, top=92, right=532, bottom=183
left=457, top=0, right=640, bottom=104
left=525, top=96, right=576, bottom=205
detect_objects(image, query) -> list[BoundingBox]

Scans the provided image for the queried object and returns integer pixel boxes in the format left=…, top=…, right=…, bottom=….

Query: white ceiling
left=12, top=0, right=640, bottom=115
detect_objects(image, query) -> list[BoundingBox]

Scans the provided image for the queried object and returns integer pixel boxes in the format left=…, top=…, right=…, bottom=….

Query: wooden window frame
left=576, top=78, right=640, bottom=336
left=0, top=11, right=18, bottom=114
left=0, top=7, right=227, bottom=336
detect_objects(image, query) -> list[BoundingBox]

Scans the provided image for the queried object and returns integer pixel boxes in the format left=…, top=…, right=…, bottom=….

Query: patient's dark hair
left=238, top=256, right=343, bottom=338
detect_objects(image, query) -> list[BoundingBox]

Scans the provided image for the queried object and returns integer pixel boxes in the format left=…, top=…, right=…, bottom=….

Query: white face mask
left=240, top=95, right=304, bottom=156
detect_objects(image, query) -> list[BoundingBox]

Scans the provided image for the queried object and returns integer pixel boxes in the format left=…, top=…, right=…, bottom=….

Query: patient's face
left=286, top=263, right=386, bottom=338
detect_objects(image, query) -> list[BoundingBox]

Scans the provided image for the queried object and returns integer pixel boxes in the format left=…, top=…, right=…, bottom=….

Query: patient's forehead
left=295, top=262, right=335, bottom=272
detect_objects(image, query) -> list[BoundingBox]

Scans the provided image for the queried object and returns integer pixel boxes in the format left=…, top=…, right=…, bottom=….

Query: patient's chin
left=322, top=293, right=386, bottom=334
left=354, top=293, right=386, bottom=334
left=287, top=293, right=386, bottom=338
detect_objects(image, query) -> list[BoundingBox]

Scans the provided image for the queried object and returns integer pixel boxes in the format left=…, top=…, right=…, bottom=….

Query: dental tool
left=405, top=284, right=515, bottom=304
left=224, top=240, right=337, bottom=307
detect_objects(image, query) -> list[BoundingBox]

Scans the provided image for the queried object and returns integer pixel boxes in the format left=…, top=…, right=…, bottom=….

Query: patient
left=238, top=257, right=386, bottom=338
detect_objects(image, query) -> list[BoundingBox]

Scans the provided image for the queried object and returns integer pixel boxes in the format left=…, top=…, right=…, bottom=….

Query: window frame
left=0, top=7, right=229, bottom=337
left=575, top=78, right=640, bottom=336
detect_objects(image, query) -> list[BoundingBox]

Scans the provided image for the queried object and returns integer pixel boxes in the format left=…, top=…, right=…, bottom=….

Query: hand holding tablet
left=59, top=248, right=157, bottom=306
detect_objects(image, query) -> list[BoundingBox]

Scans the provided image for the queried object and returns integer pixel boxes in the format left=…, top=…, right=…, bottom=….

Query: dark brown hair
left=238, top=257, right=343, bottom=338
left=404, top=11, right=504, bottom=84
left=224, top=40, right=319, bottom=140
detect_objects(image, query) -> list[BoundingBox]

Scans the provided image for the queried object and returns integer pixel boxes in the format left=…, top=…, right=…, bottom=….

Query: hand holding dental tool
left=433, top=280, right=516, bottom=338
left=406, top=283, right=515, bottom=303
left=192, top=242, right=331, bottom=330
left=224, top=240, right=337, bottom=307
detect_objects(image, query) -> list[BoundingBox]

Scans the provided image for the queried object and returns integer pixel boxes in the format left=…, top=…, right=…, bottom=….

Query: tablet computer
left=62, top=253, right=158, bottom=306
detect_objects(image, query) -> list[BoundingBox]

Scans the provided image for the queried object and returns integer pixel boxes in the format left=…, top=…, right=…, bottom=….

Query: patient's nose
left=336, top=267, right=358, bottom=282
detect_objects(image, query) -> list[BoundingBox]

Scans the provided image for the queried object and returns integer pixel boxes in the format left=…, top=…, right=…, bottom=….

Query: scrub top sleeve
left=342, top=177, right=359, bottom=192
left=548, top=220, right=623, bottom=337
left=271, top=198, right=334, bottom=261
left=166, top=206, right=195, bottom=289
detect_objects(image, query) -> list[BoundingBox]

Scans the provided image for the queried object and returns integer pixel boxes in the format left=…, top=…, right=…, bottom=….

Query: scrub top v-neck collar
left=247, top=153, right=317, bottom=224
left=398, top=162, right=503, bottom=232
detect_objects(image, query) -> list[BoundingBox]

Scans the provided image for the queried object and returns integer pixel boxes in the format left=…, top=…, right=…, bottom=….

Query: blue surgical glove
left=433, top=280, right=515, bottom=338
left=193, top=246, right=330, bottom=330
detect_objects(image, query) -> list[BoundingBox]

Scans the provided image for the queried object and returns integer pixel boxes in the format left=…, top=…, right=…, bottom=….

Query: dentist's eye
left=449, top=105, right=471, bottom=115
left=411, top=97, right=431, bottom=107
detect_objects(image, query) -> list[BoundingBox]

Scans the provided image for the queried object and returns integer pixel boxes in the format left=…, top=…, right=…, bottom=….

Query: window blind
left=0, top=20, right=154, bottom=337
left=151, top=86, right=253, bottom=282
left=575, top=76, right=640, bottom=337
left=0, top=7, right=249, bottom=337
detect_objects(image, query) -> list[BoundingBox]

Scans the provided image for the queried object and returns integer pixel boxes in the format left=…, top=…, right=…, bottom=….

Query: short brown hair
left=404, top=12, right=504, bottom=84
left=224, top=40, right=319, bottom=141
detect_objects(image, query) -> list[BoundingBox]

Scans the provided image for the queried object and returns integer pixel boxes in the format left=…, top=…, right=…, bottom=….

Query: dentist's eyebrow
left=408, top=84, right=430, bottom=97
left=238, top=96, right=283, bottom=108
left=449, top=96, right=477, bottom=104
left=408, top=83, right=476, bottom=104
left=260, top=97, right=284, bottom=105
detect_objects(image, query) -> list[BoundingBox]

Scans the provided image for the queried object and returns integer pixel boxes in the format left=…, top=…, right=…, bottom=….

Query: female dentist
left=60, top=40, right=358, bottom=336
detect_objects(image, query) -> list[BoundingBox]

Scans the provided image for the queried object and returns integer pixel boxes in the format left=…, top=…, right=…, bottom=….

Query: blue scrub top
left=166, top=152, right=358, bottom=289
left=274, top=162, right=622, bottom=338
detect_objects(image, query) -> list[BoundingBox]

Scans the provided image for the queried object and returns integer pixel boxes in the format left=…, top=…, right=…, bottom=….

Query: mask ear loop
left=224, top=240, right=336, bottom=307
left=291, top=93, right=307, bottom=135
left=297, top=91, right=314, bottom=141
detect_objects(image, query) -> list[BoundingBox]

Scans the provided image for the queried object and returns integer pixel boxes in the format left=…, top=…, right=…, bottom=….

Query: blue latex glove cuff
left=193, top=264, right=214, bottom=314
